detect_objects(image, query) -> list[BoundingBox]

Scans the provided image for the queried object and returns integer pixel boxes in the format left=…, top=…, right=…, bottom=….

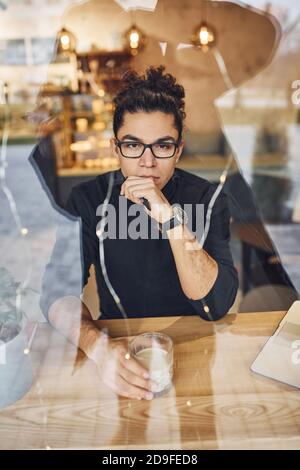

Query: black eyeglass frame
left=115, top=138, right=181, bottom=159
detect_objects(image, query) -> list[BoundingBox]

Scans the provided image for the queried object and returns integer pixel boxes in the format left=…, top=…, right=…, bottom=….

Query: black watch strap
left=158, top=214, right=182, bottom=235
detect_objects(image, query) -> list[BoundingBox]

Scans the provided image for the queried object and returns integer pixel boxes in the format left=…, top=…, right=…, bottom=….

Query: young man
left=41, top=66, right=238, bottom=400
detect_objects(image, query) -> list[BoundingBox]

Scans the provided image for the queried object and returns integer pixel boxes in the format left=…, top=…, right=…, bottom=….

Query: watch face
left=173, top=206, right=188, bottom=224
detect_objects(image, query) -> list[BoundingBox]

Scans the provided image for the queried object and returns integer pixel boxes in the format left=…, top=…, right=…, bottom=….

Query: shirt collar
left=113, top=168, right=126, bottom=186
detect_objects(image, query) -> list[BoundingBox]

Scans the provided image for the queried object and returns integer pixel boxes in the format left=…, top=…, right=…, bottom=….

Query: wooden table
left=1, top=311, right=299, bottom=450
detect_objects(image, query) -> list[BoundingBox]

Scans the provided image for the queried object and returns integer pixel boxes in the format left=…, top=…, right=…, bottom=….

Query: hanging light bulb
left=130, top=29, right=140, bottom=48
left=56, top=27, right=76, bottom=55
left=125, top=24, right=146, bottom=56
left=191, top=21, right=216, bottom=52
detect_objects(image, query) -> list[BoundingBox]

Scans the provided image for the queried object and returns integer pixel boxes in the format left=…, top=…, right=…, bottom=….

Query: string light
left=192, top=22, right=216, bottom=52
left=56, top=27, right=76, bottom=54
left=60, top=34, right=70, bottom=49
left=191, top=1, right=217, bottom=53
left=125, top=24, right=146, bottom=55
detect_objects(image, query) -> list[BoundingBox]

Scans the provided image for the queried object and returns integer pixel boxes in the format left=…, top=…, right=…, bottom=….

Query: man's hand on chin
left=120, top=175, right=173, bottom=223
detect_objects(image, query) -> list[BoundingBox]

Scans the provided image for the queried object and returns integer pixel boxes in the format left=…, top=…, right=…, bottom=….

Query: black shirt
left=40, top=168, right=238, bottom=321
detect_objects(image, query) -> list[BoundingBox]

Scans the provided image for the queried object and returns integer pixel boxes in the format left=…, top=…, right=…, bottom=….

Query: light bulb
left=130, top=31, right=140, bottom=45
left=199, top=26, right=209, bottom=45
left=61, top=35, right=70, bottom=46
left=57, top=27, right=76, bottom=54
left=192, top=22, right=216, bottom=52
left=125, top=24, right=146, bottom=55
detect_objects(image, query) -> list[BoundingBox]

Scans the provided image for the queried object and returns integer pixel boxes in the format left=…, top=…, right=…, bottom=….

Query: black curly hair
left=113, top=66, right=186, bottom=140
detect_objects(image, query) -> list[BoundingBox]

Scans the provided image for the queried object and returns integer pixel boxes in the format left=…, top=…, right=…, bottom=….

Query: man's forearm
left=48, top=295, right=107, bottom=361
left=167, top=224, right=218, bottom=300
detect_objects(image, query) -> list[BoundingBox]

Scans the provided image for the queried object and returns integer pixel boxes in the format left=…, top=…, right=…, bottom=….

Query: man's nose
left=139, top=147, right=157, bottom=167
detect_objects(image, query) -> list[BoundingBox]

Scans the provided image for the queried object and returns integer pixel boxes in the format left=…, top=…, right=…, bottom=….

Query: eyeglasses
left=115, top=139, right=180, bottom=159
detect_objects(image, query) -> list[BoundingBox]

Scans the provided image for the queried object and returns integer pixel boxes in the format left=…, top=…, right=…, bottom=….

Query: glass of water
left=129, top=332, right=174, bottom=397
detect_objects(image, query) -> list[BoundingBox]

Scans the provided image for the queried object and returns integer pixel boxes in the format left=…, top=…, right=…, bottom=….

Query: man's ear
left=175, top=139, right=184, bottom=163
left=110, top=137, right=119, bottom=160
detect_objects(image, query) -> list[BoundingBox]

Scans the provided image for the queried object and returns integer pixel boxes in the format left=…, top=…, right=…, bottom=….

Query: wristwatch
left=158, top=206, right=188, bottom=235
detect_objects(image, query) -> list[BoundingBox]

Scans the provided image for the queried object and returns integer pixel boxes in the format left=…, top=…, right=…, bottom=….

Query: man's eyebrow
left=120, top=134, right=144, bottom=142
left=120, top=134, right=177, bottom=143
left=155, top=136, right=177, bottom=143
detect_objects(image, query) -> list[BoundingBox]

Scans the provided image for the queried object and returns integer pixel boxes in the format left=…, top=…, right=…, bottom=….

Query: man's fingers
left=106, top=374, right=153, bottom=400
left=126, top=176, right=154, bottom=183
left=126, top=177, right=154, bottom=185
left=125, top=184, right=153, bottom=203
left=119, top=366, right=154, bottom=392
left=120, top=352, right=150, bottom=379
left=131, top=188, right=153, bottom=200
left=121, top=178, right=154, bottom=196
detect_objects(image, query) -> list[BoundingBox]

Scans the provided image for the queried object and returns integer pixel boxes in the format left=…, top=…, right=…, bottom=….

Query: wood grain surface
left=1, top=311, right=299, bottom=450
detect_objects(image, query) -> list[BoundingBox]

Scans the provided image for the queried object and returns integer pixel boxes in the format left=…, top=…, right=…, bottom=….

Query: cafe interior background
left=0, top=0, right=300, bottom=322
